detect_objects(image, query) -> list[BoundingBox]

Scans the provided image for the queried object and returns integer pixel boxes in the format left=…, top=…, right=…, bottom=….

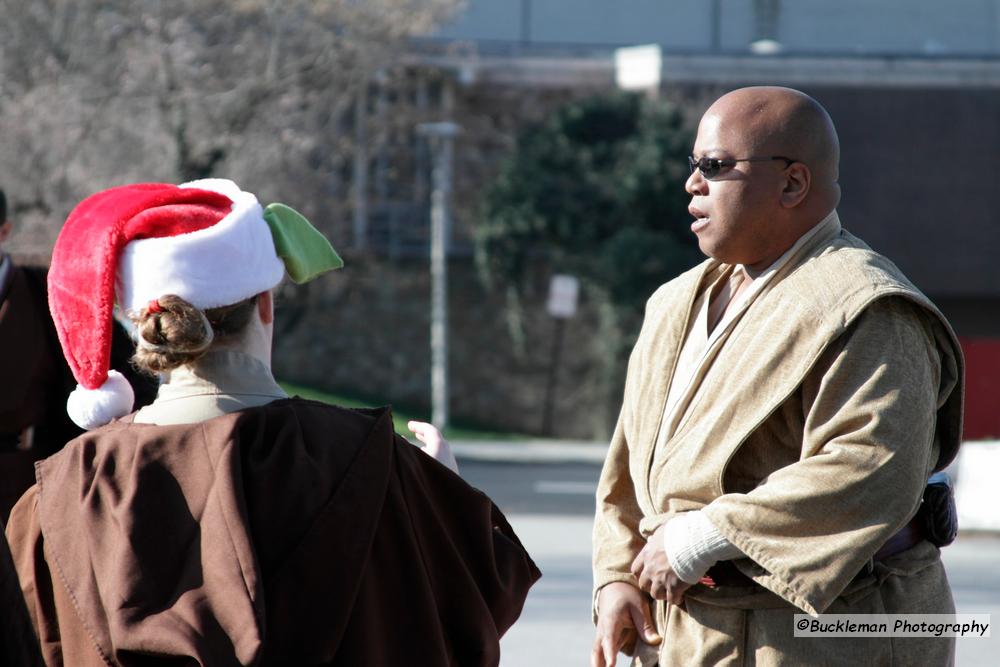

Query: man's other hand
left=630, top=523, right=692, bottom=605
left=590, top=582, right=661, bottom=667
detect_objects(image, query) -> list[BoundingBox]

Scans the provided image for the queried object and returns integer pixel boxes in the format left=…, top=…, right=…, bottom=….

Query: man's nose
left=685, top=169, right=707, bottom=196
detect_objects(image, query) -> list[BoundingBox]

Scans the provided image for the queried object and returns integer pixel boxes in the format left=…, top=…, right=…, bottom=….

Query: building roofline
left=407, top=39, right=1000, bottom=89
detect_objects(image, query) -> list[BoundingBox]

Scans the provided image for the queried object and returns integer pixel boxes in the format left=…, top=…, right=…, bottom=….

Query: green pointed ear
left=263, top=203, right=343, bottom=284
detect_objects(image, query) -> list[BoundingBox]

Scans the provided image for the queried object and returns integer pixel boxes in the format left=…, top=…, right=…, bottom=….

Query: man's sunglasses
left=687, top=155, right=798, bottom=179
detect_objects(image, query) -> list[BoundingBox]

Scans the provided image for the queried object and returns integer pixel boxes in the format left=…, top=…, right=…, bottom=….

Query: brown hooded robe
left=0, top=260, right=157, bottom=521
left=6, top=399, right=540, bottom=666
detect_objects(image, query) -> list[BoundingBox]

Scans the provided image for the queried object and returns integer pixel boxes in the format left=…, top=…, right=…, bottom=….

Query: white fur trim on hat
left=116, top=178, right=284, bottom=313
left=66, top=369, right=135, bottom=430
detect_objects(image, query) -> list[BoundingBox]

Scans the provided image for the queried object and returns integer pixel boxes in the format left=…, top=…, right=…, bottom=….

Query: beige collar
left=711, top=209, right=841, bottom=338
left=134, top=349, right=287, bottom=424
left=737, top=208, right=840, bottom=280
left=660, top=210, right=843, bottom=441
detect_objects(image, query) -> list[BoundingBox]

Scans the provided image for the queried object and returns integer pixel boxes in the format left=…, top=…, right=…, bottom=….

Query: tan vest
left=594, top=220, right=964, bottom=618
left=625, top=234, right=960, bottom=515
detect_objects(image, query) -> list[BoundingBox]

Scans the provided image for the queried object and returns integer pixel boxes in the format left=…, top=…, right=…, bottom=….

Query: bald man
left=591, top=87, right=963, bottom=666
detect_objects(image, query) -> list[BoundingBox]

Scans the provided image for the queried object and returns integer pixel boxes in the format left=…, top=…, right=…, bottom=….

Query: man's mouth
left=689, top=206, right=709, bottom=233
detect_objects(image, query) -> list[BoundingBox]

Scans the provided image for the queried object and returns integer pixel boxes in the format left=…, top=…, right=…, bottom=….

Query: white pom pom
left=66, top=370, right=136, bottom=430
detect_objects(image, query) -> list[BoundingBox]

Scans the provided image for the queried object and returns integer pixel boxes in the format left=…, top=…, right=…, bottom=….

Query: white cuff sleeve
left=663, top=511, right=745, bottom=585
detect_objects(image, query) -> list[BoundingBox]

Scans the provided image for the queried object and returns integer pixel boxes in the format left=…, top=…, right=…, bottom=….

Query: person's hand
left=407, top=421, right=459, bottom=474
left=590, top=582, right=661, bottom=667
left=630, top=523, right=692, bottom=605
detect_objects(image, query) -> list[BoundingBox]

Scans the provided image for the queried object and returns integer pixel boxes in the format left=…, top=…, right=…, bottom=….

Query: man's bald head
left=685, top=87, right=843, bottom=269
left=704, top=87, right=841, bottom=212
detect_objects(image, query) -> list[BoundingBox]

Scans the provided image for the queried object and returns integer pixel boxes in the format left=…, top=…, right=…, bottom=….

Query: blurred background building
left=3, top=1, right=998, bottom=440
left=400, top=0, right=1000, bottom=439
left=432, top=0, right=1000, bottom=56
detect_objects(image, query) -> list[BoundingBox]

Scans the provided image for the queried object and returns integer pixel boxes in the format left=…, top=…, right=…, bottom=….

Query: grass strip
left=279, top=381, right=529, bottom=442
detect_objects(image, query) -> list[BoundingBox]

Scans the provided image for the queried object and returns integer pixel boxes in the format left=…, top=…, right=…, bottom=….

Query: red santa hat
left=48, top=178, right=290, bottom=429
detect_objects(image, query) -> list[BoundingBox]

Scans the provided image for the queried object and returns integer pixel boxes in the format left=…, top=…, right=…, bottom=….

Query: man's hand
left=591, top=582, right=661, bottom=667
left=630, top=523, right=692, bottom=605
left=407, top=421, right=459, bottom=474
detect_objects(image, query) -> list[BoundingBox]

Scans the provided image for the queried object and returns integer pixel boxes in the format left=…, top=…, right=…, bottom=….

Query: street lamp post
left=417, top=121, right=460, bottom=430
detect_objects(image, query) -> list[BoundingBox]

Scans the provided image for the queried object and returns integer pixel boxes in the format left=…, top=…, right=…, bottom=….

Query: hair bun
left=134, top=294, right=214, bottom=371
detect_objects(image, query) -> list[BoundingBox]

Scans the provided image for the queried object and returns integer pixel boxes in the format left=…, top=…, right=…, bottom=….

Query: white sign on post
left=614, top=44, right=662, bottom=92
left=547, top=274, right=579, bottom=319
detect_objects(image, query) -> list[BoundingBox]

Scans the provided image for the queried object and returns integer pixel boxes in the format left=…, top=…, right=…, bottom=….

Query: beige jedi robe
left=593, top=216, right=964, bottom=666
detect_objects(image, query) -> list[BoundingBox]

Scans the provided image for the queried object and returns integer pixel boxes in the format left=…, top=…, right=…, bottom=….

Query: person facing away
left=0, top=188, right=156, bottom=521
left=0, top=189, right=52, bottom=666
left=0, top=191, right=79, bottom=521
left=591, top=87, right=964, bottom=666
left=5, top=179, right=539, bottom=666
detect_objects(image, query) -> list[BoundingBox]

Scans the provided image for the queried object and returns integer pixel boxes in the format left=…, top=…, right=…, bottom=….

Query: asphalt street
left=461, top=460, right=597, bottom=666
left=460, top=459, right=1000, bottom=667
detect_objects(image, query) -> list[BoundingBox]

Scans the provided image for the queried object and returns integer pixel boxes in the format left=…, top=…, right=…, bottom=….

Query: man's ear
left=257, top=290, right=274, bottom=325
left=779, top=163, right=811, bottom=208
left=0, top=221, right=12, bottom=245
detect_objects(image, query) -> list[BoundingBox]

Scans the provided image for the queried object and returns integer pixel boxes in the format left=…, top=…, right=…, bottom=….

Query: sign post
left=542, top=275, right=579, bottom=435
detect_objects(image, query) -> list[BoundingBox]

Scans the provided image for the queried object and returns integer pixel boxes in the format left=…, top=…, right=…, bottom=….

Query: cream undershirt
left=662, top=210, right=840, bottom=584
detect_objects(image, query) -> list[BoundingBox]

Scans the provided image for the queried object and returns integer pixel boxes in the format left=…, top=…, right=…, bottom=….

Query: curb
left=451, top=440, right=608, bottom=464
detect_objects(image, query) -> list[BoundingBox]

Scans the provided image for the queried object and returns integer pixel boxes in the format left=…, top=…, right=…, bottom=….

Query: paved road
left=461, top=461, right=597, bottom=666
left=460, top=459, right=1000, bottom=667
